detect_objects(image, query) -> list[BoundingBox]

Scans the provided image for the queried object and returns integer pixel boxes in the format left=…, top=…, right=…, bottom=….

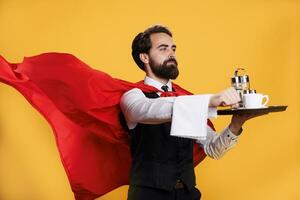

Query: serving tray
left=217, top=105, right=288, bottom=115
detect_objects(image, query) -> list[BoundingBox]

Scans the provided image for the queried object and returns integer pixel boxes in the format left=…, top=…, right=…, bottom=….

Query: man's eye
left=160, top=47, right=167, bottom=51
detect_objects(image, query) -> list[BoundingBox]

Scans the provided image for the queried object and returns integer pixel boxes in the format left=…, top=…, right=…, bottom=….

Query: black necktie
left=161, top=85, right=169, bottom=92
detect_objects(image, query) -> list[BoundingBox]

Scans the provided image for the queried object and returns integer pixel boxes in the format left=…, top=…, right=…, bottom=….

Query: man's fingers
left=227, top=88, right=241, bottom=103
left=249, top=112, right=269, bottom=118
left=219, top=95, right=233, bottom=107
left=212, top=87, right=242, bottom=107
left=219, top=88, right=241, bottom=106
left=234, top=112, right=269, bottom=122
left=228, top=88, right=241, bottom=102
left=231, top=103, right=240, bottom=108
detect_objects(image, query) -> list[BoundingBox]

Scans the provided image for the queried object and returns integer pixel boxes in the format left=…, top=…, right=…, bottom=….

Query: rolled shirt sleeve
left=196, top=126, right=241, bottom=160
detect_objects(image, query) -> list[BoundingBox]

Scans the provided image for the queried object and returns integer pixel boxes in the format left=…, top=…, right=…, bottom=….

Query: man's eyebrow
left=156, top=44, right=177, bottom=48
left=157, top=44, right=168, bottom=48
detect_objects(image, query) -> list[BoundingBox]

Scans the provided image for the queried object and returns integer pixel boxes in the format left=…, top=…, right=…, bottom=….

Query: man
left=120, top=25, right=260, bottom=200
left=0, top=25, right=264, bottom=200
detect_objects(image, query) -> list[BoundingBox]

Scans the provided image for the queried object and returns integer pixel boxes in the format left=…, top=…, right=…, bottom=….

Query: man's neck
left=146, top=73, right=169, bottom=85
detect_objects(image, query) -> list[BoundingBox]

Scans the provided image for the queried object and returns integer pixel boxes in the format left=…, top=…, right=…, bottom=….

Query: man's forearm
left=229, top=121, right=243, bottom=135
left=120, top=88, right=175, bottom=124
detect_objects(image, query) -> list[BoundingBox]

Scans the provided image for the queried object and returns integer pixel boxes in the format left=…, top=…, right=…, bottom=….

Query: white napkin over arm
left=170, top=94, right=217, bottom=140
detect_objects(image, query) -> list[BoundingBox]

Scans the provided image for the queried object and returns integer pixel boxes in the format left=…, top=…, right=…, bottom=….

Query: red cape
left=0, top=53, right=215, bottom=200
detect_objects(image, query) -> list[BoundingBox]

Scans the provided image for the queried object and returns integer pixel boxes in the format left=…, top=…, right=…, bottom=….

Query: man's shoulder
left=121, top=87, right=160, bottom=102
left=121, top=88, right=145, bottom=102
left=122, top=88, right=143, bottom=96
left=122, top=86, right=160, bottom=96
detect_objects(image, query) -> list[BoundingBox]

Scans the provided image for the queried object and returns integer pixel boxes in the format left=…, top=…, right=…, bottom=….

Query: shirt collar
left=144, top=76, right=172, bottom=92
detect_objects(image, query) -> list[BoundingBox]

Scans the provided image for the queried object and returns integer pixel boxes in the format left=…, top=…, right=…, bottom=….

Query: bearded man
left=0, top=24, right=264, bottom=200
left=120, top=25, right=256, bottom=200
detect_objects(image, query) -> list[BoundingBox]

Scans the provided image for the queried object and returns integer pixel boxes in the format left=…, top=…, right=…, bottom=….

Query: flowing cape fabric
left=0, top=53, right=215, bottom=200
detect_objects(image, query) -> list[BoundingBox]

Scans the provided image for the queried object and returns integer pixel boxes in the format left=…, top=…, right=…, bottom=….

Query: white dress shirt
left=120, top=76, right=240, bottom=159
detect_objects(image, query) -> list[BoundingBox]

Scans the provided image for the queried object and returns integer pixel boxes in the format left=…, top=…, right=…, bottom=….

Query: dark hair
left=131, top=25, right=172, bottom=70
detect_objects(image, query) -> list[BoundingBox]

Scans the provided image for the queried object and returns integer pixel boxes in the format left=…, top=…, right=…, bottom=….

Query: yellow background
left=0, top=0, right=299, bottom=199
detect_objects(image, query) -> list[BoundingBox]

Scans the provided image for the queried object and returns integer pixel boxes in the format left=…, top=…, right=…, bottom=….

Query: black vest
left=128, top=92, right=196, bottom=191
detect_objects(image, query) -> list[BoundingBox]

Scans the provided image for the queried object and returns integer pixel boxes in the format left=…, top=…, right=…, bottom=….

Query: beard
left=149, top=57, right=179, bottom=80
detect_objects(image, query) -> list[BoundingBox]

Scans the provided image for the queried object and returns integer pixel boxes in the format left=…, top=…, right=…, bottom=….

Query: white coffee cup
left=242, top=93, right=269, bottom=108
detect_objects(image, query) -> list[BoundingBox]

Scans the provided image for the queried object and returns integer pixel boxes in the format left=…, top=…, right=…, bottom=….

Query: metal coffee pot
left=231, top=68, right=253, bottom=106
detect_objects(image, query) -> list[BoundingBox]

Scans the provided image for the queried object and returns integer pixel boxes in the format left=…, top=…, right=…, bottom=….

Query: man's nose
left=168, top=49, right=176, bottom=58
left=169, top=55, right=176, bottom=60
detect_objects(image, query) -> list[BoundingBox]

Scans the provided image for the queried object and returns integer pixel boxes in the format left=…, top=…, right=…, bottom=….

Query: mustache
left=164, top=58, right=178, bottom=66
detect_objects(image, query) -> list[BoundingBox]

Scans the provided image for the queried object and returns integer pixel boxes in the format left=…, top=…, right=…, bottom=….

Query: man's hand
left=229, top=112, right=269, bottom=135
left=209, top=87, right=241, bottom=108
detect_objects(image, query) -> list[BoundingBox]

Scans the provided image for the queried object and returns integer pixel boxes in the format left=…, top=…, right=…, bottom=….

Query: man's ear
left=139, top=53, right=149, bottom=64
